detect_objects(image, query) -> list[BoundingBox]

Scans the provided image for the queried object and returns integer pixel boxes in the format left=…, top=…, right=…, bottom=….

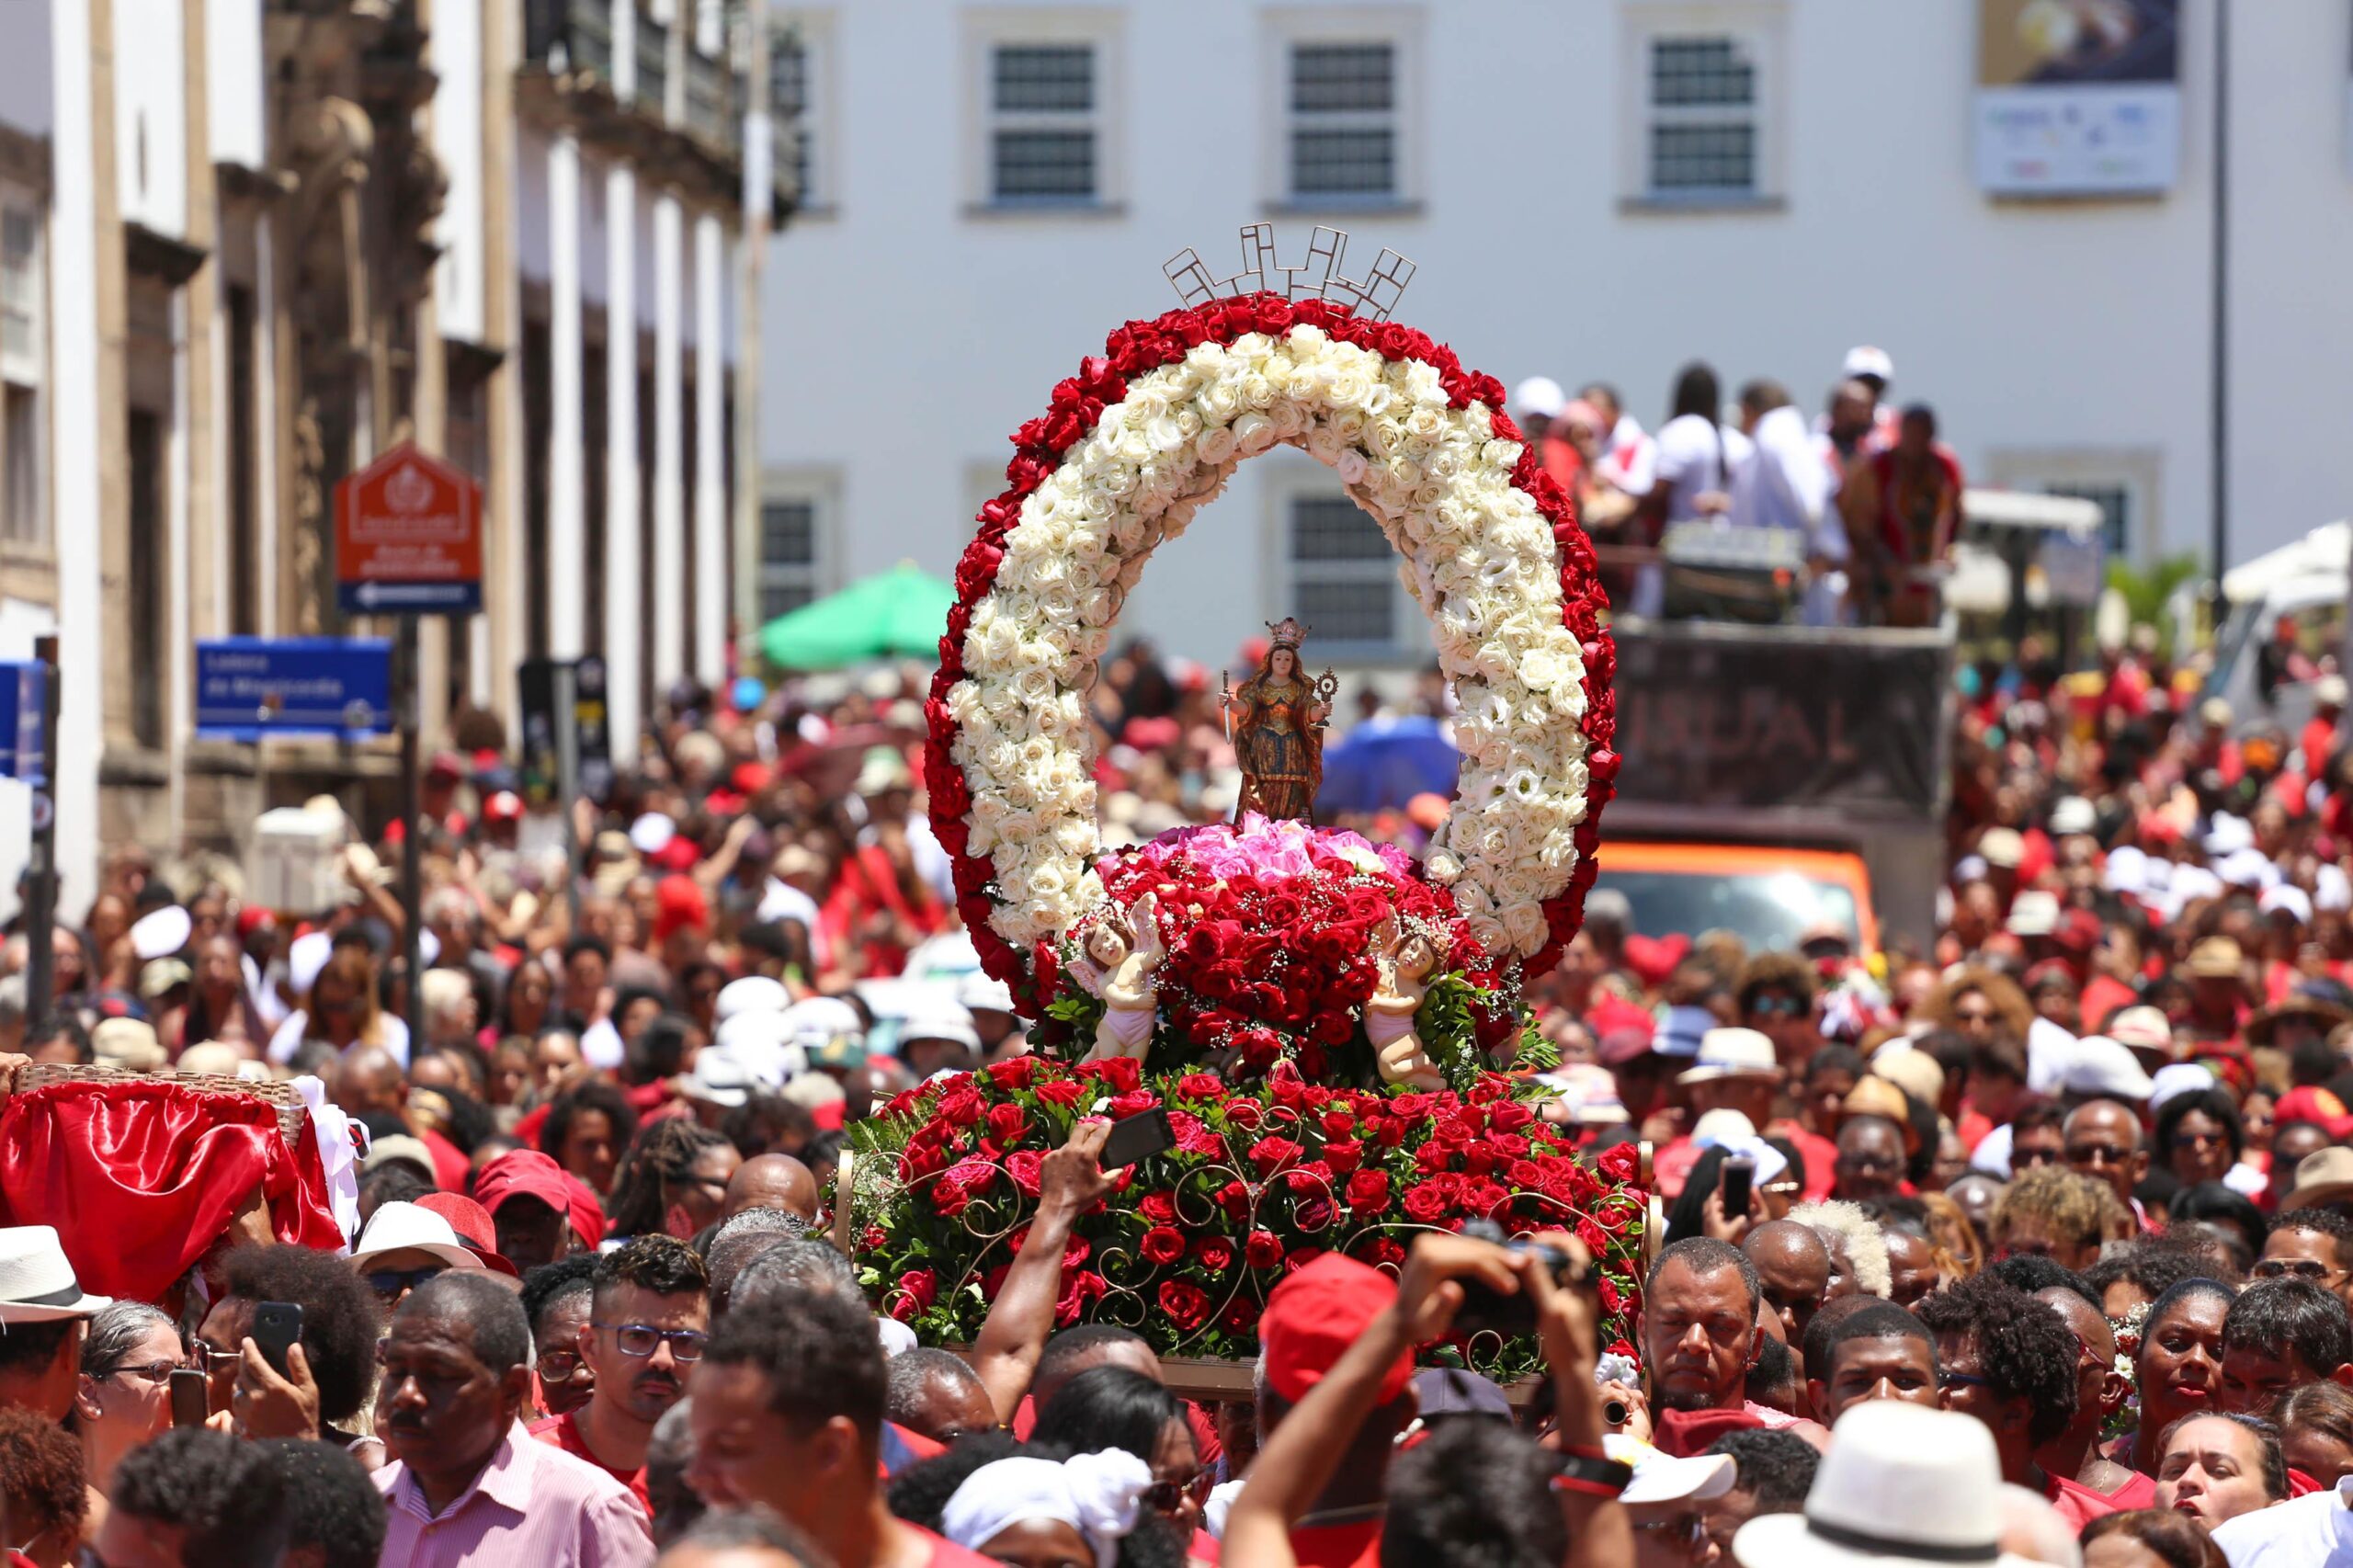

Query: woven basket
left=17, top=1062, right=311, bottom=1145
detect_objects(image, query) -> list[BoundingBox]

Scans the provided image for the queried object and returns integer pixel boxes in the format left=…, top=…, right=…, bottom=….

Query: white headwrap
left=941, top=1449, right=1154, bottom=1568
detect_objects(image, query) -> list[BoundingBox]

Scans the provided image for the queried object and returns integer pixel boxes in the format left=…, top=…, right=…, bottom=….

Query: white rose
left=1198, top=426, right=1239, bottom=466
left=1503, top=903, right=1548, bottom=955
left=1335, top=449, right=1370, bottom=486
left=1425, top=847, right=1464, bottom=884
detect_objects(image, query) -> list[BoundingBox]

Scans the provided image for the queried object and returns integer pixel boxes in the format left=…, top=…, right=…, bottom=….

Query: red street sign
left=334, top=442, right=483, bottom=615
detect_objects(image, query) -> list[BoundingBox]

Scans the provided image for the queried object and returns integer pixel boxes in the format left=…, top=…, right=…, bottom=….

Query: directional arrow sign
left=195, top=637, right=394, bottom=741
left=335, top=442, right=483, bottom=618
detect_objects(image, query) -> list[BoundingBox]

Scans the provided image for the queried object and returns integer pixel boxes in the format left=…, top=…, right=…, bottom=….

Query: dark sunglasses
left=367, top=1267, right=446, bottom=1298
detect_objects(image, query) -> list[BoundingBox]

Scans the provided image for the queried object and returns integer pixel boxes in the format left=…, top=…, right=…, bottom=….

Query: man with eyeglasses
left=2257, top=1207, right=2353, bottom=1314
left=1914, top=1274, right=2117, bottom=1529
left=529, top=1234, right=709, bottom=1518
left=1830, top=1116, right=1905, bottom=1204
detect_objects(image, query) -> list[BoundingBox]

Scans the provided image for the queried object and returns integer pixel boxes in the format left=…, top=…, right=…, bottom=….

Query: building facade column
left=651, top=189, right=684, bottom=698
left=49, top=0, right=117, bottom=907
left=692, top=210, right=724, bottom=684
left=602, top=0, right=642, bottom=758
left=547, top=130, right=585, bottom=658
left=478, top=0, right=522, bottom=717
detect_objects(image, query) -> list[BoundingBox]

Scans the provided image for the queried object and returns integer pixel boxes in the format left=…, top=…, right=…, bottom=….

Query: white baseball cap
left=2058, top=1036, right=2154, bottom=1103
left=1510, top=375, right=1568, bottom=422
left=714, top=975, right=790, bottom=1023
left=1840, top=346, right=1894, bottom=383
left=2262, top=884, right=2314, bottom=925
left=1608, top=1436, right=1735, bottom=1507
left=898, top=997, right=981, bottom=1054
left=348, top=1201, right=485, bottom=1275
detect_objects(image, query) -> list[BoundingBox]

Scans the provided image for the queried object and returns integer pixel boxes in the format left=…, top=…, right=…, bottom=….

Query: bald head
left=333, top=1046, right=407, bottom=1117
left=722, top=1153, right=820, bottom=1222
left=2059, top=1098, right=2146, bottom=1207
left=1745, top=1221, right=1834, bottom=1350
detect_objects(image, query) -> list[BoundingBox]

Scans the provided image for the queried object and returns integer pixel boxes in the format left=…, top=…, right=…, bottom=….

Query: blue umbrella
left=1315, top=714, right=1461, bottom=814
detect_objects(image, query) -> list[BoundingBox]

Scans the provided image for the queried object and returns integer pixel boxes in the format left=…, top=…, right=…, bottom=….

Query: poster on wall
left=1975, top=0, right=2181, bottom=196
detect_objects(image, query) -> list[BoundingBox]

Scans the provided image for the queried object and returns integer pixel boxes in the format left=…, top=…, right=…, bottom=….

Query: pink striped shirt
left=373, top=1420, right=654, bottom=1568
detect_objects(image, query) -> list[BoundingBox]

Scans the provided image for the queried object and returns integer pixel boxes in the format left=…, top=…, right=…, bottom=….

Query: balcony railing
left=523, top=0, right=614, bottom=82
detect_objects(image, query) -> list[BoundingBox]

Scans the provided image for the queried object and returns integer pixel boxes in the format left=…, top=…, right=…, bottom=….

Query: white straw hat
left=1733, top=1401, right=2035, bottom=1568
left=0, top=1225, right=110, bottom=1322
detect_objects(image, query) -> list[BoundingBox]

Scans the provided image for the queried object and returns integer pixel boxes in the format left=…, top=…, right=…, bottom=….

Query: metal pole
left=25, top=634, right=59, bottom=1021
left=397, top=616, right=425, bottom=1050
left=2208, top=0, right=2231, bottom=636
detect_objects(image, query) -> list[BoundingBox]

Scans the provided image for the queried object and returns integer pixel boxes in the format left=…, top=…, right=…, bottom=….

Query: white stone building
left=759, top=0, right=2353, bottom=669
left=0, top=0, right=779, bottom=906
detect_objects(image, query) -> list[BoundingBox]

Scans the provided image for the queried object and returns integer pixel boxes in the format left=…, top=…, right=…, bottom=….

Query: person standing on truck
left=1633, top=362, right=1756, bottom=619
left=1840, top=403, right=1961, bottom=629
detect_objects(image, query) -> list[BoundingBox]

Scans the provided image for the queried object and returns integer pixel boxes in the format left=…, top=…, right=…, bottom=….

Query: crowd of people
left=2, top=594, right=2353, bottom=1565
left=1509, top=346, right=1962, bottom=629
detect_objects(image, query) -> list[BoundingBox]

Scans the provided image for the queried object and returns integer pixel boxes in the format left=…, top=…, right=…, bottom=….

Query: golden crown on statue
left=1164, top=224, right=1416, bottom=321
left=1266, top=617, right=1310, bottom=650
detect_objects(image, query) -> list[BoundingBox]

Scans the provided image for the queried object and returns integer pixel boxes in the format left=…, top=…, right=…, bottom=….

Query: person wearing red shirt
left=1916, top=1276, right=2119, bottom=1531
left=1839, top=403, right=1962, bottom=629
left=529, top=1235, right=708, bottom=1518
left=2034, top=1286, right=2158, bottom=1512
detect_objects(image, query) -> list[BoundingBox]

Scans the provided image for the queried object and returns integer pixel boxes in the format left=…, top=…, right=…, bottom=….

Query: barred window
left=989, top=43, right=1098, bottom=203
left=1643, top=35, right=1759, bottom=199
left=759, top=498, right=821, bottom=623
left=1288, top=41, right=1398, bottom=202
left=1290, top=495, right=1395, bottom=650
left=770, top=30, right=817, bottom=206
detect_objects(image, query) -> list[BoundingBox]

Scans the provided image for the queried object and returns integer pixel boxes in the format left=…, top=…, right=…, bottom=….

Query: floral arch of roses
left=925, top=292, right=1620, bottom=1011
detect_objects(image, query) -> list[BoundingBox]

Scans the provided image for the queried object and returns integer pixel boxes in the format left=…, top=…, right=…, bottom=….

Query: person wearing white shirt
left=1637, top=362, right=1755, bottom=618
left=1730, top=380, right=1846, bottom=625
left=2210, top=1472, right=2353, bottom=1566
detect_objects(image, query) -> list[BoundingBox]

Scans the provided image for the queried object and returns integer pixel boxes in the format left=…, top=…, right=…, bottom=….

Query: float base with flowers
left=852, top=231, right=1645, bottom=1376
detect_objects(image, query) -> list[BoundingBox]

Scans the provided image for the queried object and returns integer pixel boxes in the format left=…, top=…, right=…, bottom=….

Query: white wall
left=112, top=0, right=188, bottom=237
left=760, top=0, right=2353, bottom=667
left=0, top=0, right=54, bottom=137
left=205, top=0, right=263, bottom=169
left=433, top=0, right=487, bottom=342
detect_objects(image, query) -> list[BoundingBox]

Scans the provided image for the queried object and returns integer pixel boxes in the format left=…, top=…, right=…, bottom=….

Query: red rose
left=1320, top=1110, right=1357, bottom=1138
left=1139, top=1190, right=1178, bottom=1225
left=858, top=1225, right=888, bottom=1253
left=1216, top=1180, right=1253, bottom=1222
left=1283, top=1247, right=1326, bottom=1275
left=1489, top=1101, right=1535, bottom=1133
left=1597, top=1143, right=1638, bottom=1183
left=987, top=1057, right=1039, bottom=1090
left=1245, top=1230, right=1287, bottom=1269
left=1035, top=1079, right=1086, bottom=1110
left=1194, top=1237, right=1235, bottom=1273
left=1172, top=1112, right=1222, bottom=1157
left=1354, top=1236, right=1406, bottom=1271
left=938, top=1087, right=984, bottom=1127
left=1081, top=1056, right=1144, bottom=1093
left=930, top=1175, right=972, bottom=1218
left=1159, top=1279, right=1211, bottom=1331
left=986, top=1103, right=1029, bottom=1146
left=1282, top=1161, right=1335, bottom=1195
left=1176, top=1073, right=1225, bottom=1101
left=1345, top=1169, right=1392, bottom=1215
left=1220, top=1294, right=1259, bottom=1334
left=1323, top=1138, right=1363, bottom=1176
left=1141, top=1225, right=1187, bottom=1266
left=1109, top=1088, right=1160, bottom=1119
left=1054, top=1270, right=1108, bottom=1327
left=1224, top=1100, right=1265, bottom=1131
left=947, top=1156, right=999, bottom=1196
left=1007, top=1150, right=1045, bottom=1197
left=1401, top=1182, right=1449, bottom=1225
left=890, top=1268, right=938, bottom=1322
left=1250, top=1136, right=1304, bottom=1176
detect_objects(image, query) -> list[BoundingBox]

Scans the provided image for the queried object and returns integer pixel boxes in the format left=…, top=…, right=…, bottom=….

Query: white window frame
left=1618, top=2, right=1787, bottom=210
left=1268, top=460, right=1407, bottom=665
left=1983, top=448, right=2162, bottom=563
left=757, top=468, right=838, bottom=624
left=770, top=10, right=837, bottom=216
left=962, top=8, right=1124, bottom=215
left=1261, top=6, right=1424, bottom=212
left=0, top=196, right=42, bottom=386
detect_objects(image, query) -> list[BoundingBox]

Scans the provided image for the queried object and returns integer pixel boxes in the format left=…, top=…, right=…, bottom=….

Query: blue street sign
left=0, top=662, right=46, bottom=785
left=335, top=579, right=483, bottom=615
left=195, top=637, right=393, bottom=741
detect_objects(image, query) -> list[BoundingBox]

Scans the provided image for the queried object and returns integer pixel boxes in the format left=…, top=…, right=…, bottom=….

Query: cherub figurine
left=1366, top=916, right=1446, bottom=1090
left=1069, top=892, right=1165, bottom=1064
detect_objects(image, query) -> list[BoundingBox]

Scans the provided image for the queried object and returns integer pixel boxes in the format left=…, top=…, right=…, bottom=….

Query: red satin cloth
left=0, top=1082, right=342, bottom=1301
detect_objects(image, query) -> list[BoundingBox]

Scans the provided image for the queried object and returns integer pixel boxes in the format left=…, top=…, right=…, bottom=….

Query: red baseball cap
left=2277, top=1085, right=2353, bottom=1142
left=415, top=1191, right=519, bottom=1277
left=1585, top=995, right=1655, bottom=1047
left=651, top=836, right=700, bottom=873
left=474, top=1151, right=603, bottom=1249
left=482, top=790, right=524, bottom=824
left=1260, top=1255, right=1414, bottom=1406
left=654, top=874, right=710, bottom=942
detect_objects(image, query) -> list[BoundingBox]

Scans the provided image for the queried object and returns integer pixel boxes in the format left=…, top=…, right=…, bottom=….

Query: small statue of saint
left=1366, top=916, right=1447, bottom=1091
left=1222, top=618, right=1336, bottom=824
left=1068, top=892, right=1165, bottom=1064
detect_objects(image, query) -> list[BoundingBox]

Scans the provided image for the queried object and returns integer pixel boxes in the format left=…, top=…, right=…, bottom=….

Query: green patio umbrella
left=756, top=562, right=958, bottom=671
